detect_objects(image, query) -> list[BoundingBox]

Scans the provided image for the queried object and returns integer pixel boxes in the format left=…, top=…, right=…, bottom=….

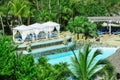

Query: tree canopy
left=0, top=0, right=120, bottom=34
left=66, top=16, right=97, bottom=39
left=0, top=36, right=71, bottom=80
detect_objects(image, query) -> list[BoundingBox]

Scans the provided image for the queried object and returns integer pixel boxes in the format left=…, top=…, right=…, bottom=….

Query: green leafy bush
left=66, top=16, right=97, bottom=39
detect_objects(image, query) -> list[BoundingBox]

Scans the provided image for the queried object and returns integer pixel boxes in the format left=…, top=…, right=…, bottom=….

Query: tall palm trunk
left=36, top=0, right=39, bottom=10
left=7, top=14, right=13, bottom=34
left=57, top=0, right=60, bottom=23
left=48, top=0, right=51, bottom=21
left=49, top=0, right=51, bottom=14
left=18, top=16, right=22, bottom=25
left=41, top=0, right=44, bottom=20
left=0, top=15, right=4, bottom=36
left=27, top=15, right=30, bottom=25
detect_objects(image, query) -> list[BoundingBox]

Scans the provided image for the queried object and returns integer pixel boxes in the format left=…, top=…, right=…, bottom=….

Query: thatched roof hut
left=107, top=48, right=120, bottom=73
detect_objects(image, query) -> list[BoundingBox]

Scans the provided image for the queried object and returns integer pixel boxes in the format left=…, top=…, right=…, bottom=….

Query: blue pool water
left=34, top=47, right=118, bottom=80
left=46, top=47, right=118, bottom=65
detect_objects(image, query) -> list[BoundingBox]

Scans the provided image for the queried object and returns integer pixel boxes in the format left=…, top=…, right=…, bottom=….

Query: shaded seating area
left=108, top=23, right=120, bottom=35
left=38, top=31, right=46, bottom=39
left=13, top=21, right=60, bottom=43
left=97, top=30, right=103, bottom=35
left=97, top=27, right=109, bottom=35
left=88, top=17, right=120, bottom=35
left=13, top=25, right=33, bottom=43
left=97, top=22, right=120, bottom=35
left=112, top=28, right=120, bottom=35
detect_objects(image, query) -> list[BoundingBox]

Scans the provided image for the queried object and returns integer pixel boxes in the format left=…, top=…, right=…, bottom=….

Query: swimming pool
left=46, top=47, right=118, bottom=65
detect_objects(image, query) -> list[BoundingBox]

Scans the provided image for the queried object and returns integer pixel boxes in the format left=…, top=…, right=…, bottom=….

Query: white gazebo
left=13, top=25, right=33, bottom=42
left=13, top=21, right=60, bottom=43
left=41, top=21, right=60, bottom=38
left=28, top=23, right=46, bottom=39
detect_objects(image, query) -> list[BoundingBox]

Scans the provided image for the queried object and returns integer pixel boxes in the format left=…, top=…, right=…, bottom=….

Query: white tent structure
left=41, top=21, right=60, bottom=38
left=13, top=25, right=33, bottom=42
left=28, top=23, right=46, bottom=39
left=13, top=21, right=60, bottom=42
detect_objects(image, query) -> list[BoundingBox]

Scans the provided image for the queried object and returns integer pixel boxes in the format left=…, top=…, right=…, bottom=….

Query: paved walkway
left=99, top=34, right=120, bottom=47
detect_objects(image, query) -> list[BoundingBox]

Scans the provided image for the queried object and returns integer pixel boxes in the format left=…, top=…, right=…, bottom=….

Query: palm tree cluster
left=0, top=0, right=120, bottom=35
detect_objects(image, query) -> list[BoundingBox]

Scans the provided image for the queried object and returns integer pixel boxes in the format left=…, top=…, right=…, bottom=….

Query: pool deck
left=18, top=36, right=71, bottom=48
left=99, top=34, right=120, bottom=47
left=20, top=36, right=74, bottom=56
left=30, top=42, right=74, bottom=54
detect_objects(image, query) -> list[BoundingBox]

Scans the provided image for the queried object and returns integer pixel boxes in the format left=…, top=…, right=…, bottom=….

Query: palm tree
left=103, top=0, right=120, bottom=16
left=0, top=13, right=4, bottom=36
left=53, top=62, right=71, bottom=80
left=57, top=0, right=59, bottom=23
left=36, top=56, right=71, bottom=80
left=8, top=0, right=30, bottom=25
left=0, top=2, right=10, bottom=36
left=100, top=71, right=116, bottom=80
left=96, top=59, right=117, bottom=80
left=71, top=43, right=106, bottom=80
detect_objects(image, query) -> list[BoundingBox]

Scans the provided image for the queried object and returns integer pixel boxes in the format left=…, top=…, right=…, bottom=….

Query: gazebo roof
left=12, top=21, right=61, bottom=42
left=41, top=21, right=60, bottom=27
left=88, top=16, right=120, bottom=22
left=28, top=23, right=45, bottom=29
left=13, top=25, right=32, bottom=31
left=28, top=23, right=42, bottom=29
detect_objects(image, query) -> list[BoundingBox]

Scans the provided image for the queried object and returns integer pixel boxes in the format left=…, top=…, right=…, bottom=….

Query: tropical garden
left=0, top=36, right=117, bottom=80
left=0, top=0, right=120, bottom=80
left=0, top=0, right=120, bottom=35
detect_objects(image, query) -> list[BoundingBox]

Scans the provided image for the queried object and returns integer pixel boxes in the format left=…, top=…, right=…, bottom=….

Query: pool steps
left=17, top=36, right=74, bottom=56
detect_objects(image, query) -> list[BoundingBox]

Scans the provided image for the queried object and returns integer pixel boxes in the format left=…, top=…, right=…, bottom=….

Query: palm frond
left=71, top=43, right=109, bottom=79
left=87, top=49, right=102, bottom=69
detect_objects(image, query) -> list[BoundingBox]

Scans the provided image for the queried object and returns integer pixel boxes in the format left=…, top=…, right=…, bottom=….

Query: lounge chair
left=112, top=29, right=120, bottom=35
left=16, top=36, right=22, bottom=41
left=52, top=32, right=58, bottom=37
left=97, top=30, right=103, bottom=35
left=101, top=28, right=109, bottom=34
left=112, top=29, right=118, bottom=35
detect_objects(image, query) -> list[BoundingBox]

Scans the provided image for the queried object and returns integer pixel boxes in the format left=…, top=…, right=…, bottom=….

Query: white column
left=13, top=32, right=15, bottom=42
left=56, top=26, right=60, bottom=37
left=32, top=33, right=35, bottom=41
left=109, top=25, right=111, bottom=35
left=49, top=31, right=52, bottom=38
left=109, top=20, right=112, bottom=35
left=36, top=34, right=38, bottom=40
left=13, top=30, right=17, bottom=42
left=45, top=32, right=48, bottom=39
left=58, top=30, right=60, bottom=36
